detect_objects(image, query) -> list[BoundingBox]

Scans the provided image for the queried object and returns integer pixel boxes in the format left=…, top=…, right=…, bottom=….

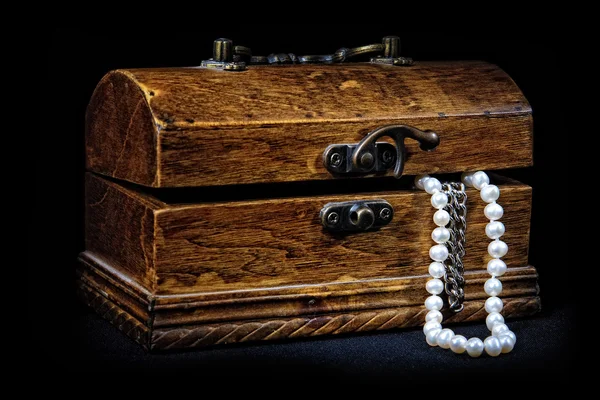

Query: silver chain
left=442, top=182, right=467, bottom=312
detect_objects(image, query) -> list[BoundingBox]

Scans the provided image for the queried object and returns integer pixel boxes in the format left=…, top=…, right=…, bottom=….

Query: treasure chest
left=77, top=36, right=539, bottom=351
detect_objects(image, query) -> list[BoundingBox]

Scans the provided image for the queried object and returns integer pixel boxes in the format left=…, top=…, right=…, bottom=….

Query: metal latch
left=320, top=200, right=394, bottom=232
left=323, top=124, right=440, bottom=179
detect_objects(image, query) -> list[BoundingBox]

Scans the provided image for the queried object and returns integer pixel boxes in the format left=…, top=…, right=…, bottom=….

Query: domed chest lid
left=86, top=41, right=531, bottom=188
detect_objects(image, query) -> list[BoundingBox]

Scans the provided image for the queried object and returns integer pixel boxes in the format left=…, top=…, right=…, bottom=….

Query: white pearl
left=431, top=192, right=448, bottom=209
left=450, top=335, right=467, bottom=354
left=426, top=328, right=442, bottom=346
left=484, top=203, right=504, bottom=220
left=487, top=259, right=507, bottom=277
left=425, top=295, right=443, bottom=311
left=471, top=171, right=490, bottom=190
left=461, top=172, right=475, bottom=187
left=431, top=227, right=450, bottom=243
left=424, top=177, right=442, bottom=194
left=485, top=221, right=505, bottom=240
left=426, top=278, right=444, bottom=295
left=433, top=210, right=450, bottom=226
left=415, top=174, right=430, bottom=190
left=484, top=278, right=503, bottom=296
left=488, top=240, right=508, bottom=258
left=498, top=334, right=515, bottom=353
left=423, top=321, right=442, bottom=335
left=436, top=328, right=454, bottom=349
left=425, top=310, right=443, bottom=324
left=485, top=296, right=503, bottom=313
left=486, top=312, right=505, bottom=331
left=429, top=244, right=449, bottom=262
left=484, top=336, right=502, bottom=357
left=428, top=262, right=445, bottom=278
left=480, top=184, right=500, bottom=203
left=465, top=337, right=484, bottom=357
left=502, top=330, right=517, bottom=345
left=492, top=323, right=510, bottom=337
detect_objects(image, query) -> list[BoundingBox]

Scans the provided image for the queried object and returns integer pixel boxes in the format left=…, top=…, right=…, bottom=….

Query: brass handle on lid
left=323, top=125, right=440, bottom=179
left=201, top=36, right=413, bottom=71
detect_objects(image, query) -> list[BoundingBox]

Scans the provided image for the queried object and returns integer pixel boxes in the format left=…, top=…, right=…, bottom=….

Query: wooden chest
left=78, top=38, right=539, bottom=351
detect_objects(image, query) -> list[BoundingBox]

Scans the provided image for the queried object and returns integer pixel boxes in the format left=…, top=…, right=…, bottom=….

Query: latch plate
left=323, top=142, right=397, bottom=175
left=320, top=200, right=394, bottom=232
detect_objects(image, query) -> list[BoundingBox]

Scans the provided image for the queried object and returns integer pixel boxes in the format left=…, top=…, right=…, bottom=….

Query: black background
left=36, top=29, right=572, bottom=386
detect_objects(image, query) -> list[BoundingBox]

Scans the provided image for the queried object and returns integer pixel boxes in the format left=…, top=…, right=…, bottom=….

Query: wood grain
left=79, top=251, right=538, bottom=329
left=76, top=267, right=540, bottom=351
left=153, top=180, right=531, bottom=295
left=85, top=173, right=531, bottom=296
left=82, top=61, right=538, bottom=351
left=123, top=62, right=530, bottom=126
left=77, top=254, right=153, bottom=323
left=78, top=281, right=150, bottom=350
left=149, top=297, right=541, bottom=350
left=86, top=62, right=532, bottom=187
left=151, top=266, right=539, bottom=328
left=86, top=71, right=159, bottom=186
left=79, top=169, right=539, bottom=351
left=85, top=172, right=161, bottom=289
left=160, top=115, right=532, bottom=187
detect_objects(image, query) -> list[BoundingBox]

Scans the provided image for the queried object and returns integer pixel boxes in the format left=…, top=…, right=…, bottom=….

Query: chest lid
left=86, top=37, right=532, bottom=188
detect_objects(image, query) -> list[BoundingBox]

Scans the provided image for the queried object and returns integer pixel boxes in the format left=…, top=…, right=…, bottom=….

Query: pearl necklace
left=416, top=171, right=517, bottom=357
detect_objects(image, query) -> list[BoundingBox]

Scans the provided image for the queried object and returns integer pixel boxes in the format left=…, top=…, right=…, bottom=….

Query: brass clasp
left=323, top=125, right=440, bottom=179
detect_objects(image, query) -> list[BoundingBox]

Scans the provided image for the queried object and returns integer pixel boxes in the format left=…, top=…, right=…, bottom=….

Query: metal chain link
left=442, top=182, right=467, bottom=312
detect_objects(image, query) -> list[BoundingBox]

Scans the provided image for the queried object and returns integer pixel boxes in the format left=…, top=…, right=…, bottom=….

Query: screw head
left=360, top=152, right=375, bottom=168
left=382, top=150, right=394, bottom=164
left=330, top=153, right=343, bottom=167
left=327, top=212, right=340, bottom=225
left=380, top=207, right=392, bottom=220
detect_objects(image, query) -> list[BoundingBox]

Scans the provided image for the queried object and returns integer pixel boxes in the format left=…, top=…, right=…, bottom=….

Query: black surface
left=35, top=30, right=574, bottom=385
left=72, top=302, right=576, bottom=384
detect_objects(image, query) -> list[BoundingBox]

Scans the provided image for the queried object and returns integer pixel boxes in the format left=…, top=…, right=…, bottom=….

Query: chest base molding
left=77, top=251, right=540, bottom=351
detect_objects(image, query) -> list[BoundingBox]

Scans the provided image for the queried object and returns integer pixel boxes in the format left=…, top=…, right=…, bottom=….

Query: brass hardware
left=323, top=142, right=397, bottom=175
left=379, top=207, right=392, bottom=220
left=320, top=200, right=394, bottom=232
left=370, top=36, right=413, bottom=66
left=201, top=38, right=247, bottom=71
left=202, top=36, right=413, bottom=70
left=383, top=36, right=399, bottom=58
left=214, top=39, right=232, bottom=63
left=323, top=125, right=440, bottom=178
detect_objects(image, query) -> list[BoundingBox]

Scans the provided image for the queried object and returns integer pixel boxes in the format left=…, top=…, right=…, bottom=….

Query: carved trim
left=151, top=297, right=541, bottom=351
left=78, top=282, right=150, bottom=349
left=77, top=269, right=540, bottom=352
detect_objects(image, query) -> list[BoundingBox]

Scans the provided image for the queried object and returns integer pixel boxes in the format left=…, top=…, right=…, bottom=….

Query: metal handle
left=323, top=125, right=440, bottom=178
left=201, top=36, right=413, bottom=71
